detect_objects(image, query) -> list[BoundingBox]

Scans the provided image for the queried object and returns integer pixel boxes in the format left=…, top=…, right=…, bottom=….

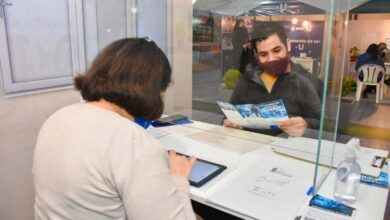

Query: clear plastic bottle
left=334, top=149, right=361, bottom=203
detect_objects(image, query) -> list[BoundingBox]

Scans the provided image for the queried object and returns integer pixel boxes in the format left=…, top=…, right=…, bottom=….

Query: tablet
left=152, top=114, right=193, bottom=127
left=155, top=114, right=188, bottom=124
left=176, top=152, right=227, bottom=187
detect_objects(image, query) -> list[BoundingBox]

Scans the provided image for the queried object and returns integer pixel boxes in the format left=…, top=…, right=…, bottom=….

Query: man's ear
left=287, top=38, right=291, bottom=52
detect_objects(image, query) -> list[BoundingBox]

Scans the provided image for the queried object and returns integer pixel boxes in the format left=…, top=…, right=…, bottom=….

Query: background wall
left=0, top=1, right=125, bottom=219
left=343, top=14, right=390, bottom=76
left=164, top=0, right=193, bottom=114
left=0, top=89, right=80, bottom=220
left=347, top=18, right=390, bottom=56
left=137, top=0, right=168, bottom=53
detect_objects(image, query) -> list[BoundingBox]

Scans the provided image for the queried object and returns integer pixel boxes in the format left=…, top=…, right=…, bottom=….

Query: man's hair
left=251, top=21, right=288, bottom=52
left=74, top=38, right=171, bottom=120
left=378, top=42, right=387, bottom=49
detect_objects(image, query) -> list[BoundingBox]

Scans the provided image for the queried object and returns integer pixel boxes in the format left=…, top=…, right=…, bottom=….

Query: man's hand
left=278, top=117, right=308, bottom=137
left=223, top=119, right=243, bottom=130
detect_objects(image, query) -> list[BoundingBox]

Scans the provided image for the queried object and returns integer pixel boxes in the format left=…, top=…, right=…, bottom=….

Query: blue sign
left=282, top=21, right=324, bottom=59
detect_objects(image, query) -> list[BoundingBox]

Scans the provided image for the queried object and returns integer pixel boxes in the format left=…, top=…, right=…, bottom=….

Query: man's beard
left=259, top=56, right=289, bottom=76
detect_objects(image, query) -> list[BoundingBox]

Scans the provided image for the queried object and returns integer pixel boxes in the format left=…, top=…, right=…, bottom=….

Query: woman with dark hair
left=355, top=43, right=385, bottom=98
left=33, top=38, right=197, bottom=220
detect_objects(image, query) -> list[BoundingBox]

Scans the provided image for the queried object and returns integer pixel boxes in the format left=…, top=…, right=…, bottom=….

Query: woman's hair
left=74, top=38, right=171, bottom=120
left=366, top=43, right=379, bottom=61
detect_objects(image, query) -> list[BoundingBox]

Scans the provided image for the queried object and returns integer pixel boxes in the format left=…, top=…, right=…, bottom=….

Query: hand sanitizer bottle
left=334, top=149, right=361, bottom=203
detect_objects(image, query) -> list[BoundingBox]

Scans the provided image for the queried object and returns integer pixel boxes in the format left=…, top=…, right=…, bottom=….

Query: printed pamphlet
left=217, top=99, right=289, bottom=129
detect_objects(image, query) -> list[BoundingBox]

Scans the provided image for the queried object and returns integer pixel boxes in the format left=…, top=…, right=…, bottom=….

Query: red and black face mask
left=259, top=57, right=289, bottom=76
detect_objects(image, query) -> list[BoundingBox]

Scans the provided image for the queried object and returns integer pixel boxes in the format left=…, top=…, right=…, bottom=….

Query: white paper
left=185, top=130, right=264, bottom=154
left=207, top=155, right=314, bottom=220
left=146, top=126, right=171, bottom=139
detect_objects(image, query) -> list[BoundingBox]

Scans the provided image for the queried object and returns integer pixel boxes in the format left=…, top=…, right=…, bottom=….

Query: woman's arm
left=112, top=132, right=196, bottom=220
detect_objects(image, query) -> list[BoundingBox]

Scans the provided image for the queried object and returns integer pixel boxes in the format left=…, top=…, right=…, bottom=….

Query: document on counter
left=297, top=206, right=355, bottom=220
left=217, top=99, right=289, bottom=129
left=185, top=130, right=266, bottom=154
left=271, top=137, right=389, bottom=177
left=146, top=126, right=171, bottom=139
left=207, top=155, right=314, bottom=220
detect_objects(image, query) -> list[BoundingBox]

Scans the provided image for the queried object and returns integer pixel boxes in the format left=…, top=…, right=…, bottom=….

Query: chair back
left=356, top=64, right=385, bottom=84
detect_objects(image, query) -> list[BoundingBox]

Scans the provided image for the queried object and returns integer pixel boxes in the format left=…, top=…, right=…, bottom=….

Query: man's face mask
left=259, top=56, right=289, bottom=76
left=255, top=33, right=289, bottom=76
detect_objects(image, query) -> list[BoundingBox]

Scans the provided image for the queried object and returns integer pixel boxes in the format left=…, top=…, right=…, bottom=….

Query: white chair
left=382, top=72, right=390, bottom=99
left=355, top=64, right=385, bottom=103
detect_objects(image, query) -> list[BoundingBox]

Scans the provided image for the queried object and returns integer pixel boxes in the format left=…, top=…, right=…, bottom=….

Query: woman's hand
left=168, top=150, right=197, bottom=179
left=278, top=117, right=308, bottom=137
left=223, top=119, right=243, bottom=130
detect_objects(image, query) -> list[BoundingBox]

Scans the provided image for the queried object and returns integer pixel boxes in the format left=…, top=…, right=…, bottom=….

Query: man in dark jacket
left=223, top=21, right=322, bottom=137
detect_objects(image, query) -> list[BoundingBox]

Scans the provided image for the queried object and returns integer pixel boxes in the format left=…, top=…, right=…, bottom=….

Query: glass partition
left=314, top=0, right=352, bottom=194
left=91, top=0, right=363, bottom=198
left=188, top=0, right=355, bottom=194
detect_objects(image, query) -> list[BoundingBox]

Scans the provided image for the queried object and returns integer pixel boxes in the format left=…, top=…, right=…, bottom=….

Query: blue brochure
left=360, top=172, right=388, bottom=188
left=217, top=99, right=289, bottom=129
left=309, top=194, right=356, bottom=217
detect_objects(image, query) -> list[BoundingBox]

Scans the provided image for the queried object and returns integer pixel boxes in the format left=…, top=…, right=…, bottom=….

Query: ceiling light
left=302, top=20, right=309, bottom=28
left=292, top=18, right=298, bottom=25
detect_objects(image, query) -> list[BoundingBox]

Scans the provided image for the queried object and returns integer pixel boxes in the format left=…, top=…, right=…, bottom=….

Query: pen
left=270, top=125, right=279, bottom=129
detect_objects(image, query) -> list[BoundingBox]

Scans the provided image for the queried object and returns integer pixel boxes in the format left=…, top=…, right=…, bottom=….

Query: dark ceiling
left=245, top=2, right=325, bottom=16
left=350, top=0, right=390, bottom=14
left=193, top=0, right=390, bottom=16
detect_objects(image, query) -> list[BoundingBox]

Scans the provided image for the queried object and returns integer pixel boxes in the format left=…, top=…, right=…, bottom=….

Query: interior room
left=0, top=0, right=389, bottom=220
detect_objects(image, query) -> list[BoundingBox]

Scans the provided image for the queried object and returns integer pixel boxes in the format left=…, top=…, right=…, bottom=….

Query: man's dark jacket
left=229, top=63, right=322, bottom=136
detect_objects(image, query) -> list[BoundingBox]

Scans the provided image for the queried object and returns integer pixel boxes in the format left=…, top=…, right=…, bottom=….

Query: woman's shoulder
left=42, top=103, right=86, bottom=126
left=45, top=103, right=153, bottom=142
left=358, top=53, right=369, bottom=59
left=357, top=53, right=371, bottom=62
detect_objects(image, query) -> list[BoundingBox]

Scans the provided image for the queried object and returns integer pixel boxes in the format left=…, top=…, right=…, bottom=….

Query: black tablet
left=154, top=114, right=188, bottom=125
left=176, top=152, right=227, bottom=187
